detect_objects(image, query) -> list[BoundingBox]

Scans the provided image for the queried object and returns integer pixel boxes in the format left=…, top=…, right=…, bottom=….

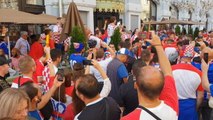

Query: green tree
left=69, top=26, right=86, bottom=54
left=175, top=25, right=181, bottom=35
left=111, top=28, right=121, bottom=51
left=182, top=27, right=187, bottom=35
left=188, top=27, right=193, bottom=37
left=194, top=27, right=199, bottom=39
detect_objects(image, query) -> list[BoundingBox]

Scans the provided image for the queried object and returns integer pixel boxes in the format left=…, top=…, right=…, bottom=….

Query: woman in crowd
left=0, top=88, right=29, bottom=120
left=11, top=48, right=23, bottom=71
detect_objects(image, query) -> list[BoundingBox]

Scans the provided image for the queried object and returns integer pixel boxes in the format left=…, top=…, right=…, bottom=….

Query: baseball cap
left=0, top=56, right=11, bottom=66
left=183, top=44, right=195, bottom=58
left=73, top=42, right=84, bottom=53
left=117, top=48, right=131, bottom=56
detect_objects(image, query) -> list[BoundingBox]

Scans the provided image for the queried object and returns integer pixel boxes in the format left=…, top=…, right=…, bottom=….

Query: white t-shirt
left=89, top=35, right=102, bottom=48
left=139, top=101, right=177, bottom=120
left=90, top=57, right=113, bottom=82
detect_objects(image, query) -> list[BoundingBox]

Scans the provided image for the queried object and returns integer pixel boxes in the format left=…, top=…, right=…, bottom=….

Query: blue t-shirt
left=210, top=85, right=213, bottom=96
left=28, top=110, right=42, bottom=120
left=117, top=64, right=128, bottom=79
left=192, top=62, right=213, bottom=99
left=69, top=54, right=86, bottom=69
left=0, top=42, right=8, bottom=55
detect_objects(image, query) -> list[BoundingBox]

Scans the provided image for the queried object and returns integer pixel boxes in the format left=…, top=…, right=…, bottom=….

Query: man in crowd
left=172, top=42, right=204, bottom=120
left=11, top=56, right=36, bottom=88
left=122, top=32, right=178, bottom=119
left=0, top=56, right=10, bottom=92
left=20, top=75, right=64, bottom=120
left=89, top=42, right=115, bottom=90
left=15, top=31, right=30, bottom=56
left=74, top=74, right=121, bottom=120
left=120, top=60, right=147, bottom=116
left=43, top=49, right=62, bottom=92
left=107, top=48, right=129, bottom=106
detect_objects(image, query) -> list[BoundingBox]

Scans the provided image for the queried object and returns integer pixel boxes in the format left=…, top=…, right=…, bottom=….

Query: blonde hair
left=0, top=88, right=29, bottom=119
left=18, top=56, right=35, bottom=74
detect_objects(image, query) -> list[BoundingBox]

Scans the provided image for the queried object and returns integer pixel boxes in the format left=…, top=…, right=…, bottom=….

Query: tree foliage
left=111, top=28, right=121, bottom=51
left=175, top=25, right=181, bottom=35
left=69, top=26, right=86, bottom=54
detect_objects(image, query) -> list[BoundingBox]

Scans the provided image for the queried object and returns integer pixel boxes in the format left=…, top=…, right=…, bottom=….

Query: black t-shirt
left=120, top=75, right=138, bottom=116
left=77, top=97, right=121, bottom=120
left=0, top=76, right=10, bottom=93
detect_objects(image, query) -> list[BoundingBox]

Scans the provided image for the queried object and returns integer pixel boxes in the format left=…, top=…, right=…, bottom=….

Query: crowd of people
left=0, top=16, right=213, bottom=120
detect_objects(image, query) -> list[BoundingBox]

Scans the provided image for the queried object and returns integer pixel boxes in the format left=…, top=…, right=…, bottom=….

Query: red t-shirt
left=11, top=77, right=34, bottom=88
left=29, top=42, right=44, bottom=61
left=33, top=60, right=45, bottom=83
left=121, top=76, right=178, bottom=120
left=49, top=39, right=55, bottom=49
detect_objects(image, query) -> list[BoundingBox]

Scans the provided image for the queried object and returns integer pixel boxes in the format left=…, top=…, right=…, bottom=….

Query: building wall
left=141, top=0, right=150, bottom=20
left=125, top=0, right=142, bottom=31
left=45, top=0, right=96, bottom=32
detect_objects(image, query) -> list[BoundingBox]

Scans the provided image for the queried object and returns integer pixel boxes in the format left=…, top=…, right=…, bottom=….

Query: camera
left=83, top=60, right=93, bottom=65
left=56, top=69, right=64, bottom=81
left=141, top=32, right=152, bottom=39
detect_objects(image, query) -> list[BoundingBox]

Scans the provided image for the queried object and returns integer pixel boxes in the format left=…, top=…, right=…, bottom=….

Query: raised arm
left=38, top=76, right=64, bottom=109
left=201, top=59, right=210, bottom=92
left=146, top=32, right=172, bottom=76
left=92, top=60, right=111, bottom=97
left=101, top=42, right=115, bottom=58
left=146, top=31, right=178, bottom=113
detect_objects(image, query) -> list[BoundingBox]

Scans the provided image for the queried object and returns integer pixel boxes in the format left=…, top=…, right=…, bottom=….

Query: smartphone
left=83, top=60, right=93, bottom=65
left=204, top=53, right=209, bottom=63
left=56, top=70, right=64, bottom=81
left=141, top=32, right=152, bottom=39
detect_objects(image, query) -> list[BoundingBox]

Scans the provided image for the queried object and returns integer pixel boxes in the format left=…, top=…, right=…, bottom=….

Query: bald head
left=136, top=66, right=164, bottom=100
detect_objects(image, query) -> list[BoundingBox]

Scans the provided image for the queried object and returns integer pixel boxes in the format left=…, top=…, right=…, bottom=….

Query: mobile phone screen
left=204, top=53, right=209, bottom=63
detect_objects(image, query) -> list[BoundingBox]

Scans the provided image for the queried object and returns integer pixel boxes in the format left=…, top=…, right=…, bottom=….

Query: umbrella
left=36, top=13, right=65, bottom=24
left=184, top=21, right=205, bottom=25
left=159, top=18, right=188, bottom=25
left=60, top=1, right=85, bottom=42
left=0, top=8, right=36, bottom=23
left=0, top=9, right=61, bottom=24
left=143, top=20, right=161, bottom=25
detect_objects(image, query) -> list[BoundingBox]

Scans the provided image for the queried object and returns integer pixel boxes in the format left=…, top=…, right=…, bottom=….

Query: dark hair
left=109, top=16, right=116, bottom=23
left=100, top=29, right=105, bottom=35
left=123, top=39, right=131, bottom=49
left=30, top=34, right=40, bottom=44
left=141, top=49, right=151, bottom=62
left=136, top=67, right=164, bottom=100
left=119, top=41, right=125, bottom=48
left=177, top=41, right=183, bottom=47
left=72, top=63, right=85, bottom=81
left=20, top=81, right=38, bottom=101
left=72, top=89, right=85, bottom=115
left=44, top=29, right=51, bottom=35
left=132, top=60, right=147, bottom=76
left=50, top=49, right=62, bottom=62
left=76, top=74, right=99, bottom=99
left=132, top=38, right=139, bottom=45
left=96, top=48, right=104, bottom=59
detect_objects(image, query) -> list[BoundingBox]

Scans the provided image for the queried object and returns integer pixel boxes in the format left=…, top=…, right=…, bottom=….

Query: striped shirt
left=15, top=37, right=30, bottom=56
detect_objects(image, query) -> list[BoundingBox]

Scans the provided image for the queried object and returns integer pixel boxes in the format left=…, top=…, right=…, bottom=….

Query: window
left=26, top=0, right=44, bottom=6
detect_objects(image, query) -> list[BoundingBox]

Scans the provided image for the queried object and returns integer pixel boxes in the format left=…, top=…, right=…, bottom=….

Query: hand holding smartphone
left=83, top=60, right=93, bottom=65
left=204, top=53, right=209, bottom=63
left=56, top=70, right=64, bottom=82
